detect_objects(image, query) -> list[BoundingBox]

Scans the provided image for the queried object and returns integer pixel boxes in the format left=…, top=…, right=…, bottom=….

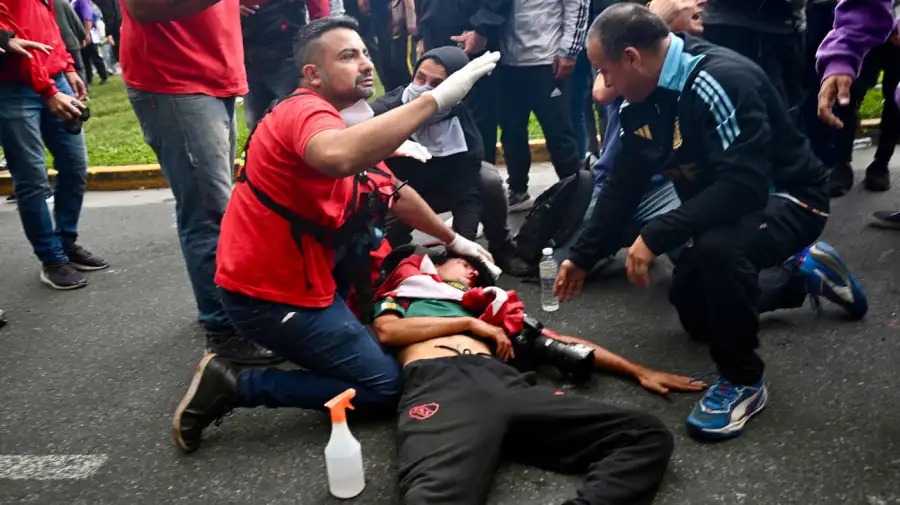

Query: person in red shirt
left=170, top=16, right=501, bottom=453
left=0, top=0, right=110, bottom=291
left=120, top=0, right=275, bottom=364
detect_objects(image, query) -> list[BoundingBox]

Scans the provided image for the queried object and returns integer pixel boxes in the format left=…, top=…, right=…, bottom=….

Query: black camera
left=64, top=101, right=91, bottom=135
left=510, top=314, right=595, bottom=385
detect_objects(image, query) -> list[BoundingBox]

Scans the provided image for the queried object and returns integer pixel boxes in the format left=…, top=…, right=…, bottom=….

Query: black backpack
left=513, top=170, right=595, bottom=265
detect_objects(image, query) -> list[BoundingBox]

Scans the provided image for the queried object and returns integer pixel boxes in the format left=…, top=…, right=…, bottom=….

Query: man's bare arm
left=304, top=94, right=439, bottom=179
left=123, top=0, right=221, bottom=23
left=373, top=314, right=475, bottom=346
left=549, top=333, right=706, bottom=395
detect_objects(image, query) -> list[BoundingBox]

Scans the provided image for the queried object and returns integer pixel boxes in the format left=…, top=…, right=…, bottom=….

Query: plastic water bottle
left=539, top=247, right=560, bottom=312
left=324, top=389, right=365, bottom=499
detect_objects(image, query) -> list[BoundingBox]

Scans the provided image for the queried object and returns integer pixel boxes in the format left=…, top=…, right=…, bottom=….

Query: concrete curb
left=0, top=121, right=880, bottom=195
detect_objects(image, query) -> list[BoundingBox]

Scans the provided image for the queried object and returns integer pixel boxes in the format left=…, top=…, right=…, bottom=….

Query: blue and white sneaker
left=791, top=241, right=868, bottom=320
left=686, top=377, right=767, bottom=440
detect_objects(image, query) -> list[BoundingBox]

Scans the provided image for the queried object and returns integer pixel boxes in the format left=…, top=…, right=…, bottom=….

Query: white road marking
left=0, top=455, right=108, bottom=480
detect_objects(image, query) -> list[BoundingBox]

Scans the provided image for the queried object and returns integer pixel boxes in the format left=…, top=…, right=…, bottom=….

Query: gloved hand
left=448, top=233, right=502, bottom=279
left=428, top=51, right=501, bottom=111
left=391, top=140, right=433, bottom=162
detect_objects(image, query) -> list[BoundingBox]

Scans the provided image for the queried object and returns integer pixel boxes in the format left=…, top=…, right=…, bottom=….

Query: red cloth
left=306, top=0, right=331, bottom=19
left=216, top=91, right=395, bottom=308
left=0, top=0, right=75, bottom=99
left=119, top=0, right=248, bottom=97
left=461, top=288, right=526, bottom=336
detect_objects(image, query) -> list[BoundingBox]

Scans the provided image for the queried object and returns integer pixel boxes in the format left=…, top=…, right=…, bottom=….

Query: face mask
left=402, top=83, right=452, bottom=124
left=340, top=99, right=375, bottom=126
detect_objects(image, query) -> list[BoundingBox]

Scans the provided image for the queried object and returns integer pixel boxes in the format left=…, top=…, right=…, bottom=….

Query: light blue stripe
left=696, top=71, right=741, bottom=143
left=692, top=79, right=738, bottom=147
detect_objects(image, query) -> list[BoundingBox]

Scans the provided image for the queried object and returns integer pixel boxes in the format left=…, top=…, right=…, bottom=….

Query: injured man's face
left=436, top=257, right=479, bottom=287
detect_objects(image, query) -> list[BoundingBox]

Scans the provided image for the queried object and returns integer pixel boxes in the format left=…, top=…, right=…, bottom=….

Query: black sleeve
left=369, top=86, right=406, bottom=116
left=639, top=67, right=771, bottom=256
left=0, top=30, right=11, bottom=58
left=568, top=118, right=656, bottom=270
left=469, top=0, right=512, bottom=39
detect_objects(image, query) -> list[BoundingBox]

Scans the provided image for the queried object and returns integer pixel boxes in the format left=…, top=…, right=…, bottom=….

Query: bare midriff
left=398, top=334, right=493, bottom=367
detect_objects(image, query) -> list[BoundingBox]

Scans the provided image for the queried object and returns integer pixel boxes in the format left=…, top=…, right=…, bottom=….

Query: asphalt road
left=0, top=150, right=898, bottom=505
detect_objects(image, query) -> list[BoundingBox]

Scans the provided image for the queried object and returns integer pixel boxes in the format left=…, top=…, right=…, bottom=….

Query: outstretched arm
left=546, top=331, right=706, bottom=395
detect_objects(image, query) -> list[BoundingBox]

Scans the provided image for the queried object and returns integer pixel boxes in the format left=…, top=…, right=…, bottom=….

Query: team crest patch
left=409, top=403, right=440, bottom=420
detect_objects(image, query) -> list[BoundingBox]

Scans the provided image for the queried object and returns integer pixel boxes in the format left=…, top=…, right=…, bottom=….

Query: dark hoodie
left=370, top=46, right=484, bottom=189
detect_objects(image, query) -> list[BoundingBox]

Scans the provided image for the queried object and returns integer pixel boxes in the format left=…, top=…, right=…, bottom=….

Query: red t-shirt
left=0, top=0, right=75, bottom=99
left=119, top=0, right=248, bottom=97
left=216, top=90, right=395, bottom=308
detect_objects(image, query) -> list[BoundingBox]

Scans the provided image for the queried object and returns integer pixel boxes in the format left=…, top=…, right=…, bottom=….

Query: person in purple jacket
left=816, top=0, right=900, bottom=228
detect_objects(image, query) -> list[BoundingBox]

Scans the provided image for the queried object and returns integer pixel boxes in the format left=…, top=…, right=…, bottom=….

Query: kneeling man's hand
left=626, top=236, right=656, bottom=288
left=555, top=259, right=586, bottom=302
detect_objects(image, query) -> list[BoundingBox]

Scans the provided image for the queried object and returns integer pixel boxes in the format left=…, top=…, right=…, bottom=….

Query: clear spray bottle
left=324, top=388, right=365, bottom=499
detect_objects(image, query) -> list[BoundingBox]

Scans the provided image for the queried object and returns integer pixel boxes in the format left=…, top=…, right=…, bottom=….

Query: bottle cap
left=542, top=247, right=553, bottom=256
left=325, top=388, right=356, bottom=423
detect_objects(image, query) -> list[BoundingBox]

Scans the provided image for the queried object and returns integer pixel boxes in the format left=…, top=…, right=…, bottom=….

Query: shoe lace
left=702, top=377, right=739, bottom=411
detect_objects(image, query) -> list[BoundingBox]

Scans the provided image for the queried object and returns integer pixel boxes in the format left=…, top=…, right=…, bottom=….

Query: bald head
left=588, top=3, right=670, bottom=61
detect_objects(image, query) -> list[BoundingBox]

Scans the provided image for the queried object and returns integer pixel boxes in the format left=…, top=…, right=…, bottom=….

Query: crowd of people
left=0, top=0, right=894, bottom=502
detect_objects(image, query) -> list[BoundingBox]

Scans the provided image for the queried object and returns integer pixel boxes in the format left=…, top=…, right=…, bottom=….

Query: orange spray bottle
left=324, top=389, right=365, bottom=499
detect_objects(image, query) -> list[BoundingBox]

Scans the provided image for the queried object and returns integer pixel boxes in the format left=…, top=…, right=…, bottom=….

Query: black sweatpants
left=669, top=192, right=828, bottom=386
left=397, top=356, right=674, bottom=505
left=847, top=41, right=900, bottom=164
left=80, top=43, right=108, bottom=85
left=498, top=65, right=581, bottom=194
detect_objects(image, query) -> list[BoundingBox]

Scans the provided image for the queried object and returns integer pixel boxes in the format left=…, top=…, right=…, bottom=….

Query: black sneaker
left=871, top=209, right=900, bottom=229
left=828, top=163, right=854, bottom=198
left=864, top=159, right=891, bottom=192
left=64, top=243, right=110, bottom=271
left=172, top=353, right=239, bottom=453
left=507, top=190, right=534, bottom=213
left=506, top=256, right=537, bottom=277
left=40, top=263, right=88, bottom=290
left=206, top=330, right=283, bottom=366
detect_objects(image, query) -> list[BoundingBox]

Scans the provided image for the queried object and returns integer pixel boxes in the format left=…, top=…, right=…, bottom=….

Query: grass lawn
left=19, top=74, right=890, bottom=167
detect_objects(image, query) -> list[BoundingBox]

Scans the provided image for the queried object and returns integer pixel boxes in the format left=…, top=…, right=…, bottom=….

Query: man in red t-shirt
left=0, top=0, right=110, bottom=291
left=120, top=0, right=276, bottom=364
left=171, top=16, right=501, bottom=453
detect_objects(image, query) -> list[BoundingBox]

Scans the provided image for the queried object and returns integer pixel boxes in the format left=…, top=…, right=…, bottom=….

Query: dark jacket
left=52, top=0, right=86, bottom=52
left=569, top=33, right=827, bottom=269
left=242, top=0, right=307, bottom=71
left=415, top=0, right=512, bottom=42
left=93, top=0, right=120, bottom=33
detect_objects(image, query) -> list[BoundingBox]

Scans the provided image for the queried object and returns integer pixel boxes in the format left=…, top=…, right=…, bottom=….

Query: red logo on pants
left=408, top=403, right=440, bottom=420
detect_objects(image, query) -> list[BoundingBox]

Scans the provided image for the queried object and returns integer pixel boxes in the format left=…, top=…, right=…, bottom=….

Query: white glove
left=429, top=51, right=501, bottom=111
left=390, top=140, right=433, bottom=162
left=448, top=233, right=503, bottom=279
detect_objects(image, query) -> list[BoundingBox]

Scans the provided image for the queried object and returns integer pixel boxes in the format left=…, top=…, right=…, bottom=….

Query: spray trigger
left=325, top=388, right=357, bottom=423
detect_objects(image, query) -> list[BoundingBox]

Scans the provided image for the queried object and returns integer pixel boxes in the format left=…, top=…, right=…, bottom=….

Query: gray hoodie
left=500, top=0, right=590, bottom=66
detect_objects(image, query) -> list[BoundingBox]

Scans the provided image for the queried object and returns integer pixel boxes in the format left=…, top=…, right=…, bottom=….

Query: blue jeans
left=568, top=50, right=594, bottom=157
left=243, top=63, right=300, bottom=128
left=127, top=88, right=236, bottom=332
left=554, top=182, right=682, bottom=270
left=221, top=289, right=402, bottom=410
left=0, top=74, right=88, bottom=265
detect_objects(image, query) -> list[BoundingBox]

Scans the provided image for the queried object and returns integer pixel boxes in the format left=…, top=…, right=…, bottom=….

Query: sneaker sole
left=172, top=353, right=217, bottom=453
left=70, top=261, right=111, bottom=272
left=39, top=270, right=88, bottom=290
left=687, top=387, right=768, bottom=441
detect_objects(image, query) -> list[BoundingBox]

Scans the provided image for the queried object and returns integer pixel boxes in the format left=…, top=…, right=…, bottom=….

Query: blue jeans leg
left=127, top=88, right=235, bottom=331
left=221, top=289, right=402, bottom=411
left=0, top=74, right=87, bottom=265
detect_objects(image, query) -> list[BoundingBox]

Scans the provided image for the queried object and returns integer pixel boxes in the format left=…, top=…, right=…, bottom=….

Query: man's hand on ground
left=626, top=235, right=656, bottom=288
left=450, top=31, right=487, bottom=55
left=636, top=369, right=708, bottom=395
left=469, top=318, right=514, bottom=361
left=552, top=56, right=576, bottom=80
left=65, top=71, right=88, bottom=101
left=0, top=38, right=53, bottom=58
left=46, top=92, right=84, bottom=122
left=818, top=74, right=853, bottom=128
left=554, top=259, right=586, bottom=302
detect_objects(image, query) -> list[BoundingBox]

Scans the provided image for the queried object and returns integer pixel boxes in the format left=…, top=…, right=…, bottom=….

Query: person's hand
left=391, top=140, right=432, bottom=162
left=428, top=50, right=500, bottom=110
left=448, top=233, right=495, bottom=264
left=0, top=38, right=53, bottom=58
left=636, top=369, right=708, bottom=395
left=416, top=39, right=424, bottom=59
left=554, top=259, right=586, bottom=302
left=552, top=55, right=576, bottom=80
left=65, top=71, right=87, bottom=100
left=240, top=4, right=259, bottom=16
left=450, top=30, right=487, bottom=55
left=469, top=318, right=514, bottom=361
left=46, top=91, right=84, bottom=122
left=648, top=0, right=701, bottom=33
left=625, top=235, right=656, bottom=288
left=818, top=74, right=853, bottom=128
left=106, top=35, right=115, bottom=46
left=358, top=0, right=370, bottom=15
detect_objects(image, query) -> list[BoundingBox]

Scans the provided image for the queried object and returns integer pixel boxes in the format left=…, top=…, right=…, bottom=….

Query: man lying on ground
left=370, top=249, right=701, bottom=504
